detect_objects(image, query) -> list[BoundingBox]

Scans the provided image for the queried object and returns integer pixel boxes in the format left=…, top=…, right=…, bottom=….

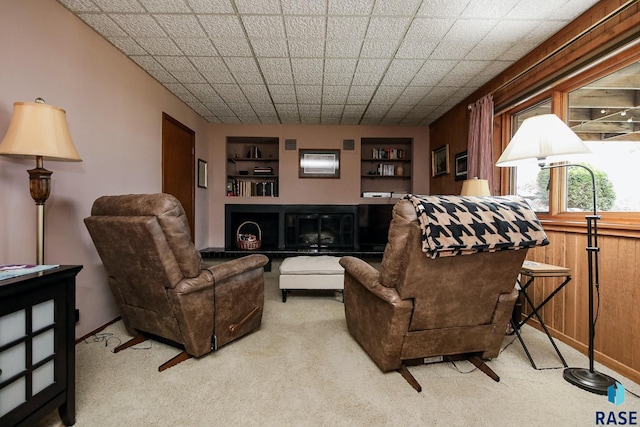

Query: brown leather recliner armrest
left=340, top=256, right=407, bottom=305
left=206, top=254, right=269, bottom=283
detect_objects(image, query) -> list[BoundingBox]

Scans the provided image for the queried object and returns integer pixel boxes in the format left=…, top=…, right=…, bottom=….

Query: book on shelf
left=0, top=264, right=60, bottom=281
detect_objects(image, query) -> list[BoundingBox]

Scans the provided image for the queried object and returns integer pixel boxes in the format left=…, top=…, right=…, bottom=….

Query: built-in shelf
left=361, top=137, right=412, bottom=197
left=226, top=137, right=279, bottom=197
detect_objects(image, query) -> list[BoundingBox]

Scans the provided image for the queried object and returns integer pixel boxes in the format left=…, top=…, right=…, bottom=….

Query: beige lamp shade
left=461, top=177, right=491, bottom=196
left=0, top=101, right=81, bottom=161
left=496, top=114, right=589, bottom=167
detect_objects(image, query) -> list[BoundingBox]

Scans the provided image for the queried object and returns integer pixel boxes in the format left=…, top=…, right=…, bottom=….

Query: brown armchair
left=84, top=193, right=268, bottom=371
left=340, top=195, right=548, bottom=391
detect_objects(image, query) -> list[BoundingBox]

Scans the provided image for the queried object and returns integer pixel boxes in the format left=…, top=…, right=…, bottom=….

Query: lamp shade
left=461, top=177, right=491, bottom=196
left=496, top=114, right=589, bottom=167
left=0, top=101, right=81, bottom=161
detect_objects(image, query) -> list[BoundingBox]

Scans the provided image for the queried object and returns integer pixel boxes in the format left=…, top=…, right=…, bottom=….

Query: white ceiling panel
left=57, top=0, right=601, bottom=125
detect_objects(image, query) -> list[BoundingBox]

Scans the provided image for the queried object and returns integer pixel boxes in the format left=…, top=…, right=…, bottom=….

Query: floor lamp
left=0, top=99, right=82, bottom=265
left=496, top=113, right=618, bottom=395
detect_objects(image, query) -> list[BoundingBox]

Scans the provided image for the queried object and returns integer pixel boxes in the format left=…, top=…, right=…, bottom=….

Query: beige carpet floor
left=38, top=259, right=639, bottom=426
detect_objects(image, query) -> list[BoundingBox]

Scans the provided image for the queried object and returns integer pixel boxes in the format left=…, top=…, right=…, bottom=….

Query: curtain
left=467, top=94, right=494, bottom=194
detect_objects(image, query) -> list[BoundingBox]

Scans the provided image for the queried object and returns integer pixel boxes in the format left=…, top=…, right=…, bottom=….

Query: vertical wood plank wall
left=428, top=0, right=640, bottom=384
left=526, top=230, right=640, bottom=383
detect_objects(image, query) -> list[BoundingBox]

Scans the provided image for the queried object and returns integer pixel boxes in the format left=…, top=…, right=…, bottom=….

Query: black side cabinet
left=0, top=265, right=82, bottom=426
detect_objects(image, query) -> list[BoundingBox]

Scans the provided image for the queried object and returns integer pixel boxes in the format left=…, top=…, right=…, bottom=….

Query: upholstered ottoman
left=278, top=255, right=344, bottom=302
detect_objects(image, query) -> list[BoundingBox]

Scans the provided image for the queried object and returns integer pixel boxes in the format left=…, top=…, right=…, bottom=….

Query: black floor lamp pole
left=545, top=164, right=617, bottom=394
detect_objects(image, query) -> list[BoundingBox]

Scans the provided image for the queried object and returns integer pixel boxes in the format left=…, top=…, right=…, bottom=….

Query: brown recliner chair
left=84, top=193, right=268, bottom=371
left=340, top=195, right=548, bottom=391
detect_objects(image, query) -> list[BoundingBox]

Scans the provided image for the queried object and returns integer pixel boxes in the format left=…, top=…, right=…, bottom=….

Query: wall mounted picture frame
left=431, top=144, right=450, bottom=177
left=197, top=158, right=208, bottom=188
left=454, top=151, right=468, bottom=181
left=299, top=149, right=340, bottom=178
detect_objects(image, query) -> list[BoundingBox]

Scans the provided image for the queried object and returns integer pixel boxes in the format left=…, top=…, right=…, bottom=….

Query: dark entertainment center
left=202, top=204, right=394, bottom=266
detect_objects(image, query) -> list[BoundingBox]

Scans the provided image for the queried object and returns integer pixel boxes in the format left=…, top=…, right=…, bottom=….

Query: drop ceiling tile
left=325, top=39, right=363, bottom=58
left=275, top=104, right=299, bottom=116
left=321, top=105, right=344, bottom=116
left=235, top=0, right=281, bottom=14
left=228, top=103, right=255, bottom=115
left=281, top=0, right=327, bottom=15
left=417, top=1, right=466, bottom=17
left=323, top=73, right=353, bottom=86
left=136, top=38, right=183, bottom=55
left=174, top=38, right=217, bottom=56
left=366, top=17, right=412, bottom=40
left=57, top=0, right=101, bottom=12
left=349, top=85, right=376, bottom=97
left=251, top=103, right=277, bottom=114
left=251, top=39, right=289, bottom=57
left=443, top=19, right=497, bottom=42
left=437, top=73, right=473, bottom=87
left=288, top=39, right=325, bottom=58
left=258, top=58, right=294, bottom=83
left=212, top=38, right=253, bottom=57
left=209, top=103, right=235, bottom=116
left=291, top=58, right=324, bottom=84
left=175, top=91, right=198, bottom=104
left=296, top=86, right=322, bottom=103
left=285, top=16, right=326, bottom=39
left=242, top=16, right=286, bottom=39
left=233, top=72, right=265, bottom=85
left=326, top=16, right=369, bottom=40
left=352, top=73, right=382, bottom=86
left=198, top=15, right=245, bottom=39
left=325, top=58, right=357, bottom=74
left=146, top=68, right=178, bottom=83
left=224, top=57, right=260, bottom=75
left=186, top=85, right=223, bottom=103
left=138, top=0, right=190, bottom=13
left=186, top=101, right=213, bottom=116
left=298, top=104, right=322, bottom=116
left=192, top=57, right=230, bottom=76
left=381, top=60, right=424, bottom=85
left=343, top=105, right=366, bottom=116
left=429, top=41, right=476, bottom=60
left=155, top=56, right=197, bottom=71
left=163, top=82, right=190, bottom=95
left=171, top=70, right=207, bottom=83
left=78, top=14, right=127, bottom=37
left=213, top=84, right=247, bottom=103
left=323, top=86, right=349, bottom=104
left=154, top=14, right=207, bottom=37
left=360, top=39, right=400, bottom=58
left=109, top=37, right=147, bottom=55
left=554, top=0, right=600, bottom=20
left=462, top=0, right=520, bottom=18
left=328, top=0, right=374, bottom=15
left=405, top=18, right=456, bottom=41
left=465, top=40, right=512, bottom=61
left=396, top=40, right=438, bottom=59
left=186, top=0, right=234, bottom=13
left=109, top=14, right=167, bottom=37
left=92, top=0, right=143, bottom=12
left=130, top=55, right=164, bottom=70
left=356, top=58, right=389, bottom=74
left=242, top=85, right=271, bottom=103
left=269, top=85, right=297, bottom=103
left=373, top=0, right=423, bottom=16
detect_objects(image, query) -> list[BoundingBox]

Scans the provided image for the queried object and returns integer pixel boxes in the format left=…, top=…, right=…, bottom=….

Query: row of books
left=228, top=179, right=278, bottom=197
left=371, top=148, right=406, bottom=160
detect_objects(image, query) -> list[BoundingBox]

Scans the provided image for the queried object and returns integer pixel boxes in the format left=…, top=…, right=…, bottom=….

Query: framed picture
left=431, top=144, right=450, bottom=177
left=454, top=151, right=468, bottom=181
left=299, top=149, right=340, bottom=178
left=197, top=159, right=207, bottom=188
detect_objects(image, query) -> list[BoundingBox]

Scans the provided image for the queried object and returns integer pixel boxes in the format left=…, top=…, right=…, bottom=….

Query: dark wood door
left=162, top=113, right=195, bottom=239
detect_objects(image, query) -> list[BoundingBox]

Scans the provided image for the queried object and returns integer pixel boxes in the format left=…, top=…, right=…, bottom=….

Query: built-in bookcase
left=361, top=137, right=412, bottom=197
left=226, top=137, right=279, bottom=197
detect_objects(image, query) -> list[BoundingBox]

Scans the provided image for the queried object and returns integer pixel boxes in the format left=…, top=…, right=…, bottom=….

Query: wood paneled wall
left=428, top=0, right=640, bottom=383
left=526, top=229, right=640, bottom=383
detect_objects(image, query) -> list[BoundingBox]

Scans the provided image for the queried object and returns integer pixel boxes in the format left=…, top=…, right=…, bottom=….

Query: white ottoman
left=279, top=256, right=344, bottom=302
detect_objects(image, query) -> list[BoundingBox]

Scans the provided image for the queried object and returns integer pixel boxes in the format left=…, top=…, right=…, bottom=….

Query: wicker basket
left=236, top=221, right=262, bottom=250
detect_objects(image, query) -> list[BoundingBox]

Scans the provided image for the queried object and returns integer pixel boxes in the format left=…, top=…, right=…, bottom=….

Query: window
left=567, top=61, right=640, bottom=212
left=511, top=100, right=552, bottom=212
left=508, top=60, right=640, bottom=216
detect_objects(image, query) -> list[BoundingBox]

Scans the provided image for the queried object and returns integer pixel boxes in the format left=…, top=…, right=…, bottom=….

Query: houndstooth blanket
left=405, top=194, right=549, bottom=258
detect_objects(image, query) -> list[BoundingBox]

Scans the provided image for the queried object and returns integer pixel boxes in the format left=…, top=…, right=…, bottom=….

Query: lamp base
left=563, top=367, right=617, bottom=395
